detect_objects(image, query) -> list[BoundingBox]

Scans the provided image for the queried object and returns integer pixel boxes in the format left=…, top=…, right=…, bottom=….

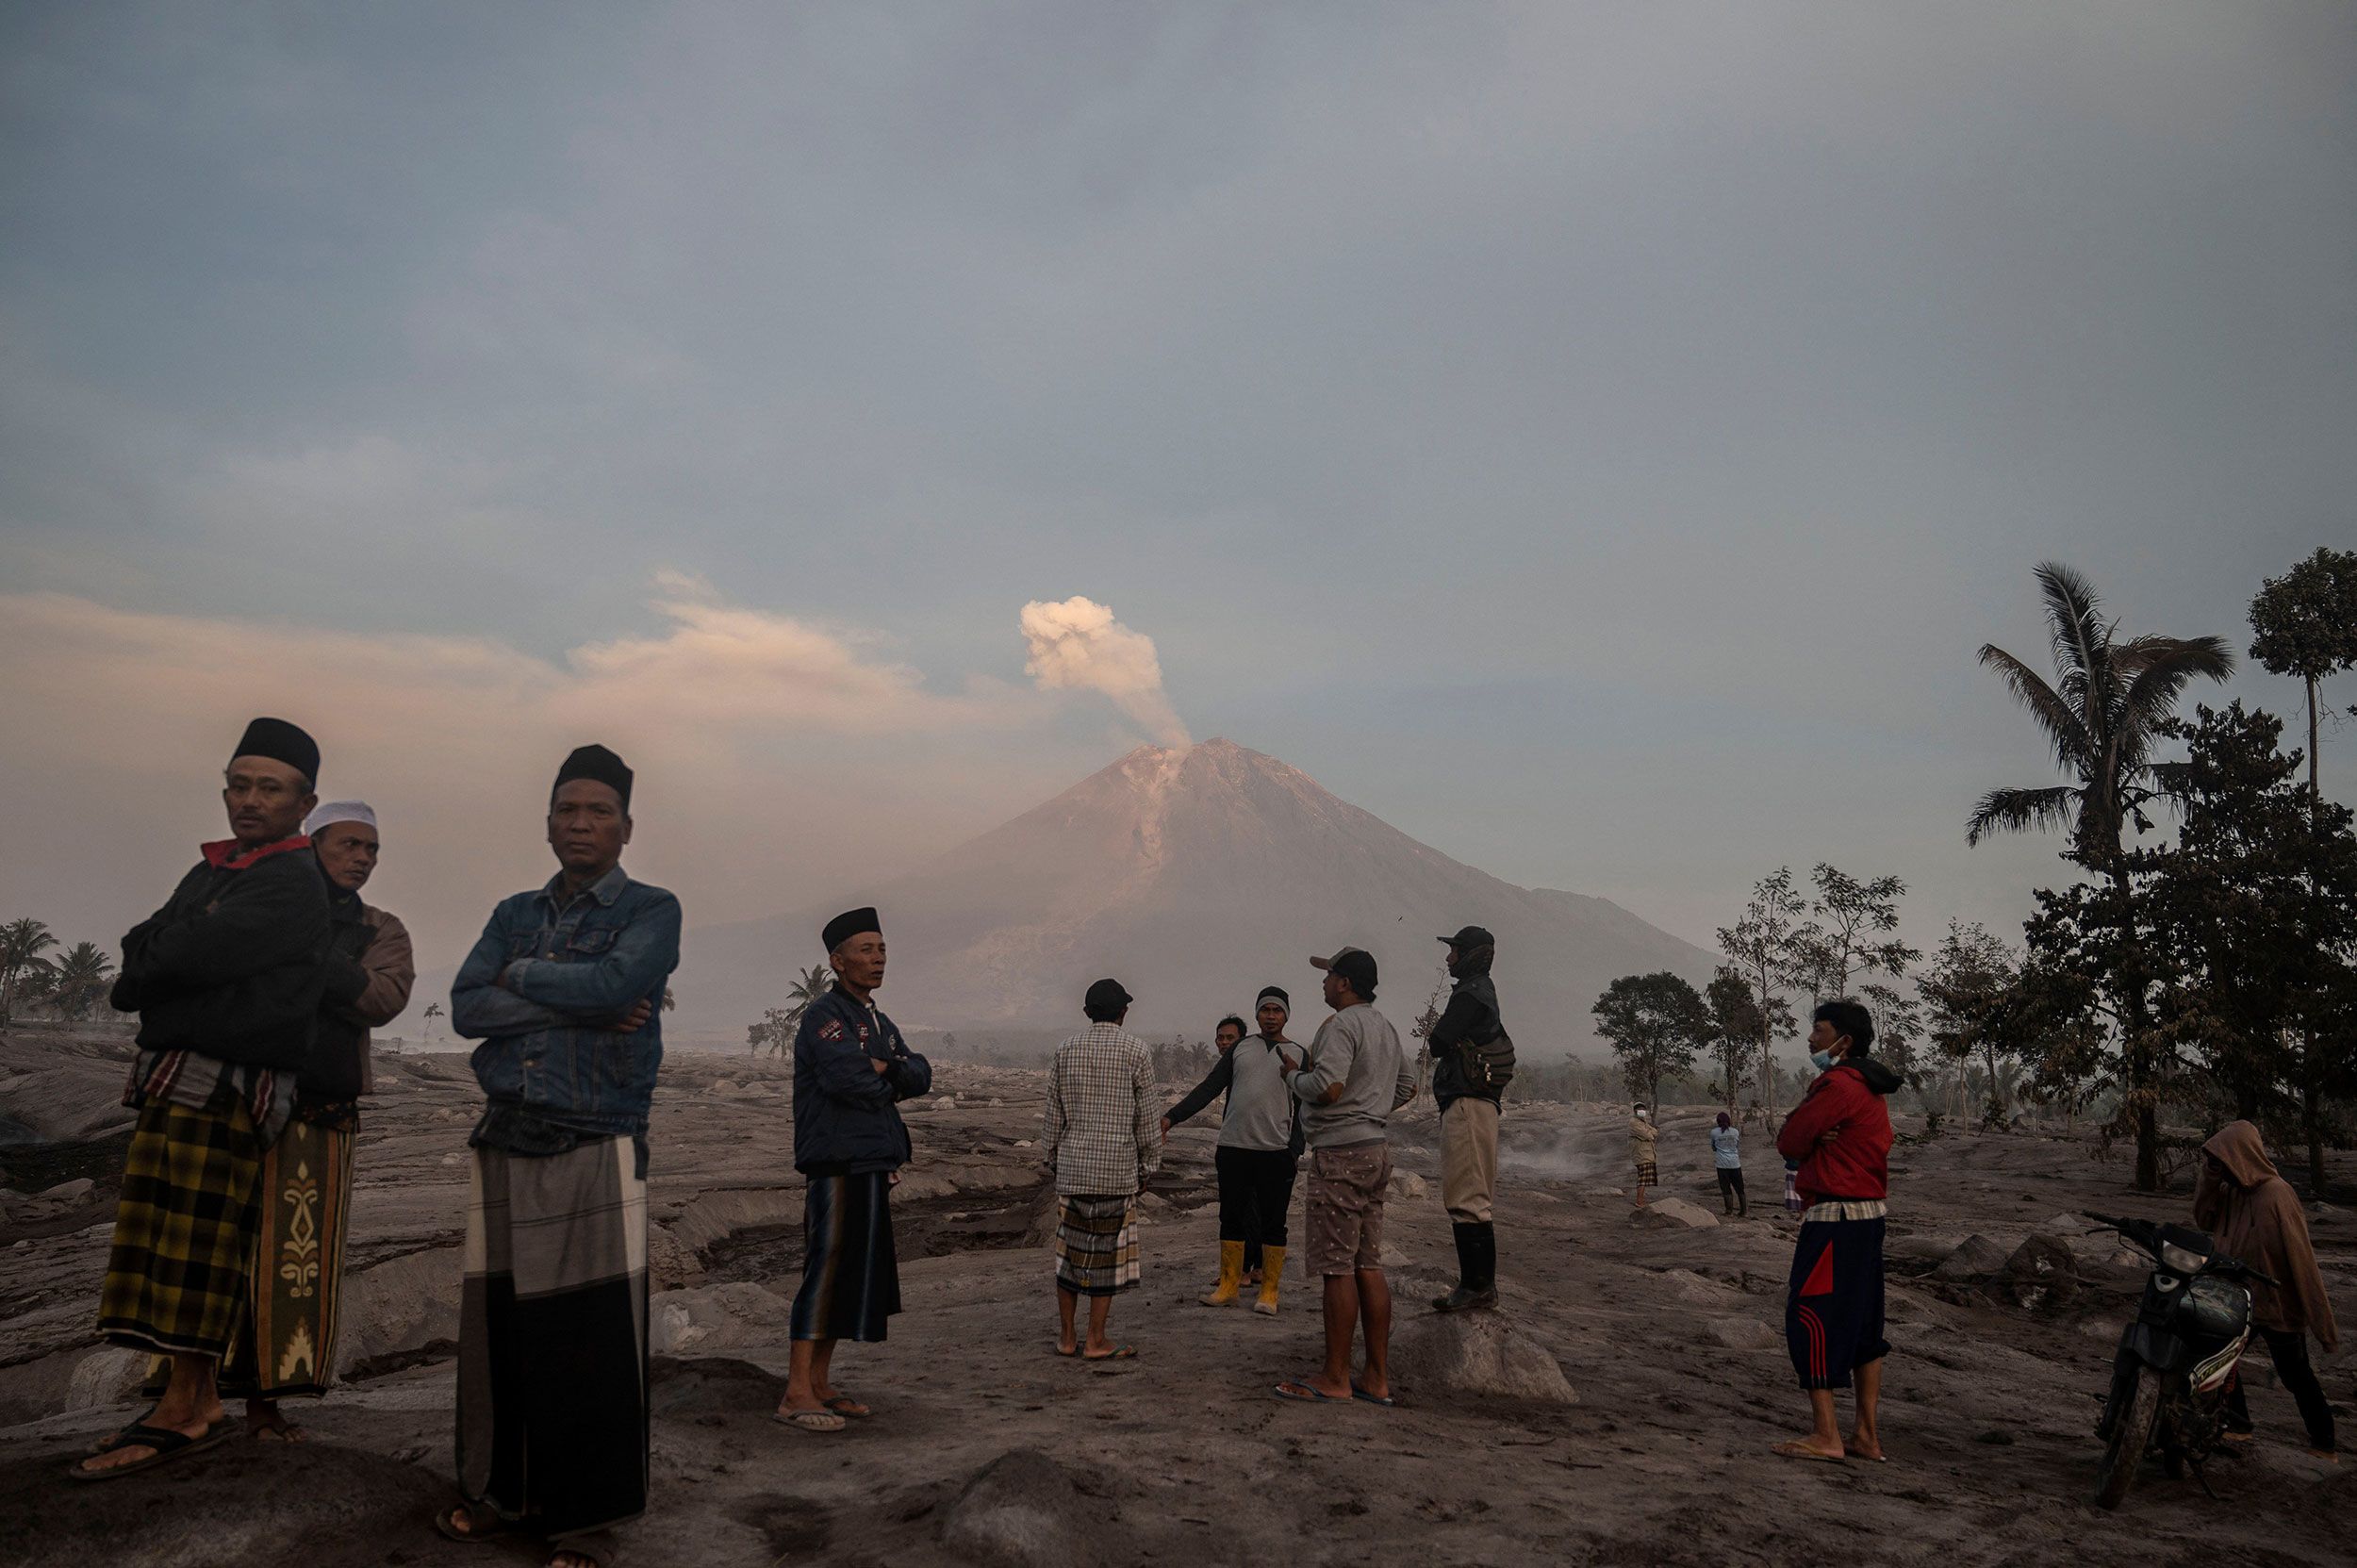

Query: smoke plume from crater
left=1018, top=596, right=1191, bottom=747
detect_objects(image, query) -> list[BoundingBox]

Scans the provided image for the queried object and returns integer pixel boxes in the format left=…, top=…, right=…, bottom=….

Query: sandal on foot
left=1273, top=1379, right=1351, bottom=1403
left=436, top=1501, right=510, bottom=1544
left=1349, top=1380, right=1396, bottom=1408
left=822, top=1395, right=871, bottom=1418
left=67, top=1420, right=233, bottom=1482
left=85, top=1407, right=164, bottom=1456
left=1080, top=1345, right=1137, bottom=1362
left=773, top=1408, right=848, bottom=1433
left=546, top=1527, right=618, bottom=1567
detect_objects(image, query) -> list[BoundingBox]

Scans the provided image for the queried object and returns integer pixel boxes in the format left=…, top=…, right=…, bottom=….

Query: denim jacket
left=451, top=866, right=682, bottom=1139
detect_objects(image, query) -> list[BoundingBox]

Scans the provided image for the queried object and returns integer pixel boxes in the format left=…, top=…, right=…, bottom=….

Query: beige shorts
left=1304, top=1141, right=1393, bottom=1277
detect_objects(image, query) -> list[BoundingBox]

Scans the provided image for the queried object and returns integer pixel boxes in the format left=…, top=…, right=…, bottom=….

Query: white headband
left=303, top=800, right=379, bottom=835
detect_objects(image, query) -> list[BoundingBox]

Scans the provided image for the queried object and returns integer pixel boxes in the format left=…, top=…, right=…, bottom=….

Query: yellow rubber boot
left=1200, top=1241, right=1245, bottom=1306
left=1252, top=1246, right=1285, bottom=1315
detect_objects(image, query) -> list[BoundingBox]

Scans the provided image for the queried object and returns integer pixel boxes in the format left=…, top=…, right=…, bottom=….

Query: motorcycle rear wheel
left=2094, top=1367, right=2164, bottom=1510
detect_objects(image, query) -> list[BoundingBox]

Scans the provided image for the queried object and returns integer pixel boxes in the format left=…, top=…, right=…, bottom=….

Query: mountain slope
left=676, top=739, right=1714, bottom=1050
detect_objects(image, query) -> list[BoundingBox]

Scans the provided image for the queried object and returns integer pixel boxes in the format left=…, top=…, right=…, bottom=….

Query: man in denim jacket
left=440, top=744, right=681, bottom=1568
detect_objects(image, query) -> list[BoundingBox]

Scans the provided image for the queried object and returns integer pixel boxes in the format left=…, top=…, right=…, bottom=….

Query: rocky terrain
left=2, top=1022, right=2351, bottom=1567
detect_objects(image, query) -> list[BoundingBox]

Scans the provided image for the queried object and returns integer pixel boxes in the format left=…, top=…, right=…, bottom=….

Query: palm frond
left=2035, top=562, right=2111, bottom=692
left=1966, top=784, right=2079, bottom=846
left=2116, top=635, right=2234, bottom=731
left=1976, top=644, right=2093, bottom=768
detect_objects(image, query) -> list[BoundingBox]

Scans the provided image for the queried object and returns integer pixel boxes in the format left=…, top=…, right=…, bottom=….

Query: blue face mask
left=1810, top=1048, right=1838, bottom=1072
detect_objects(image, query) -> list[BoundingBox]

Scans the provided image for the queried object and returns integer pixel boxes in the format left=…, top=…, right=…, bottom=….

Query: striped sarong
left=219, top=1119, right=354, bottom=1398
left=458, top=1138, right=650, bottom=1539
left=1053, top=1193, right=1140, bottom=1297
left=98, top=1097, right=265, bottom=1358
left=790, top=1171, right=900, bottom=1344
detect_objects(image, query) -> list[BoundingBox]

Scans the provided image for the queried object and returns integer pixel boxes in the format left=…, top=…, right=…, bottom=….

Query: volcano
left=678, top=739, right=1713, bottom=1050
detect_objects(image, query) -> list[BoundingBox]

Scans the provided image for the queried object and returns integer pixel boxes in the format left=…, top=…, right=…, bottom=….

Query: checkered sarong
left=1053, top=1194, right=1140, bottom=1296
left=98, top=1097, right=266, bottom=1357
left=1634, top=1161, right=1659, bottom=1186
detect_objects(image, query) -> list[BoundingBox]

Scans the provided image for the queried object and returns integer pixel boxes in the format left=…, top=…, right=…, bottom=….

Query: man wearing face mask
left=1772, top=999, right=1904, bottom=1463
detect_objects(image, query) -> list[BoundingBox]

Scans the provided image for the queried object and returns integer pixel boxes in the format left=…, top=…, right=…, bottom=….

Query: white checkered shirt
left=1041, top=1023, right=1162, bottom=1197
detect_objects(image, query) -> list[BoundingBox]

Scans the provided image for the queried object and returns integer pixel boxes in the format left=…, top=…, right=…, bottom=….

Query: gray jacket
left=1291, top=1003, right=1415, bottom=1149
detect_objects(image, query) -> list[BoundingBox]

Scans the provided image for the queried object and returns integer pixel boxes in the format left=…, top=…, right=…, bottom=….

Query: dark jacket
left=304, top=883, right=415, bottom=1105
left=1775, top=1056, right=1904, bottom=1202
left=792, top=983, right=932, bottom=1175
left=1426, top=947, right=1507, bottom=1111
left=111, top=837, right=331, bottom=1072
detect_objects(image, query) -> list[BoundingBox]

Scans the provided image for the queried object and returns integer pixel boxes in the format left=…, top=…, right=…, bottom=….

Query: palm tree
left=1967, top=562, right=2232, bottom=1188
left=0, top=918, right=58, bottom=1026
left=421, top=1000, right=444, bottom=1041
left=45, top=941, right=116, bottom=1021
left=783, top=964, right=832, bottom=1029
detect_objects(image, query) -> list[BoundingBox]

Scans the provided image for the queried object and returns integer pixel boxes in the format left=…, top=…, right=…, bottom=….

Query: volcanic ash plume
left=1018, top=596, right=1191, bottom=746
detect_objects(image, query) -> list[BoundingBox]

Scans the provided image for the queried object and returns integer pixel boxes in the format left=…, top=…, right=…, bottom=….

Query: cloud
left=0, top=580, right=1066, bottom=999
left=1018, top=596, right=1191, bottom=747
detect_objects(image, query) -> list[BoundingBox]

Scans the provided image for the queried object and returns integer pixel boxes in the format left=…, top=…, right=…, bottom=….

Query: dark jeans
left=1715, top=1168, right=1747, bottom=1213
left=1215, top=1145, right=1298, bottom=1270
left=2227, top=1327, right=2336, bottom=1452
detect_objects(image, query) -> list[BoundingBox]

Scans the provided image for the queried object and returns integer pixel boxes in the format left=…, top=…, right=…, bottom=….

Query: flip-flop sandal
left=546, top=1527, right=618, bottom=1567
left=67, top=1420, right=233, bottom=1482
left=85, top=1408, right=164, bottom=1456
left=1349, top=1381, right=1397, bottom=1408
left=1080, top=1345, right=1137, bottom=1362
left=1273, top=1380, right=1352, bottom=1403
left=435, top=1502, right=510, bottom=1544
left=1771, top=1441, right=1848, bottom=1464
left=252, top=1420, right=308, bottom=1443
left=822, top=1395, right=871, bottom=1418
left=773, top=1409, right=848, bottom=1433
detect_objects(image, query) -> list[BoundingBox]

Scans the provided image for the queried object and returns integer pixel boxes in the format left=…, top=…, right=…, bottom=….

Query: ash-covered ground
left=2, top=1025, right=2350, bottom=1567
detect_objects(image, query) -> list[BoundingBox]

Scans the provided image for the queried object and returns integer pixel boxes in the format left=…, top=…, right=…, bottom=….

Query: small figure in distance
left=1629, top=1103, right=1658, bottom=1209
left=1711, top=1110, right=1746, bottom=1218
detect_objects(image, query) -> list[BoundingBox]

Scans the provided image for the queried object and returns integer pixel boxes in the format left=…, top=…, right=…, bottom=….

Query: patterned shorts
left=1304, top=1142, right=1392, bottom=1278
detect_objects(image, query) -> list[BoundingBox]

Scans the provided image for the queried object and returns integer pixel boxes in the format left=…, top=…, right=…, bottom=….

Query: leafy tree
left=2139, top=702, right=2357, bottom=1187
left=1968, top=562, right=2233, bottom=1188
left=0, top=918, right=58, bottom=1027
left=1801, top=865, right=1920, bottom=999
left=1918, top=920, right=2021, bottom=1130
left=2249, top=545, right=2357, bottom=807
left=1715, top=868, right=1806, bottom=1116
left=751, top=963, right=838, bottom=1057
left=44, top=942, right=116, bottom=1021
left=1592, top=971, right=1710, bottom=1112
left=1857, top=980, right=1923, bottom=1089
left=1703, top=967, right=1766, bottom=1109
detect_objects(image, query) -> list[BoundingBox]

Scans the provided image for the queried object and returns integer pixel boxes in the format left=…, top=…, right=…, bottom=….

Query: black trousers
left=2227, top=1327, right=2336, bottom=1451
left=1716, top=1168, right=1747, bottom=1213
left=1215, top=1146, right=1298, bottom=1268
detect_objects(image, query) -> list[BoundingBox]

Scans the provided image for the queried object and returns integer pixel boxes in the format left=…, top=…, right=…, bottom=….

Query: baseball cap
left=1310, top=946, right=1378, bottom=995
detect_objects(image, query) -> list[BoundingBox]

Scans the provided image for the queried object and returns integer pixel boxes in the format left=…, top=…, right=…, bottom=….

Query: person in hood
left=1426, top=926, right=1509, bottom=1312
left=2195, top=1121, right=2338, bottom=1457
left=1772, top=999, right=1904, bottom=1463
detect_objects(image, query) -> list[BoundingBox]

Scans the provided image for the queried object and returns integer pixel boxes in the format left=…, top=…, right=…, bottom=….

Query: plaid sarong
left=98, top=1097, right=265, bottom=1358
left=218, top=1119, right=354, bottom=1398
left=1634, top=1161, right=1659, bottom=1185
left=459, top=1138, right=650, bottom=1539
left=791, top=1171, right=900, bottom=1344
left=1053, top=1193, right=1140, bottom=1297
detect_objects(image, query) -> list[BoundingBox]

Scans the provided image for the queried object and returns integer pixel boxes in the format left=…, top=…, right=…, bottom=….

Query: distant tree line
left=1591, top=548, right=2357, bottom=1195
left=0, top=918, right=118, bottom=1026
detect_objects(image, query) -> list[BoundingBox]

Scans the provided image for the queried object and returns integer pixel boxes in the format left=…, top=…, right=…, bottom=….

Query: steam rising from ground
left=1018, top=596, right=1191, bottom=747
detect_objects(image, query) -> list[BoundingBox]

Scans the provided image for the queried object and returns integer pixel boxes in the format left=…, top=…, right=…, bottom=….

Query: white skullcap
left=303, top=800, right=379, bottom=835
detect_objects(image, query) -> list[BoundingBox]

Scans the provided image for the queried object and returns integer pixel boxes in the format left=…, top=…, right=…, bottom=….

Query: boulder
left=647, top=1223, right=704, bottom=1291
left=650, top=1281, right=795, bottom=1356
left=669, top=1186, right=805, bottom=1252
left=939, top=1448, right=1092, bottom=1568
left=1931, top=1234, right=2012, bottom=1282
left=710, top=1080, right=740, bottom=1095
left=1387, top=1171, right=1429, bottom=1202
left=934, top=1096, right=959, bottom=1111
left=1990, top=1234, right=2079, bottom=1310
left=334, top=1246, right=462, bottom=1376
left=65, top=1346, right=146, bottom=1409
left=1701, top=1316, right=1781, bottom=1351
left=1390, top=1310, right=1577, bottom=1404
left=1630, top=1197, right=1719, bottom=1230
left=36, top=1177, right=95, bottom=1204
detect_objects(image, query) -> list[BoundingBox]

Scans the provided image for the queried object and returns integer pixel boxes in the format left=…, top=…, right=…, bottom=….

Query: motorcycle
left=2085, top=1211, right=2276, bottom=1510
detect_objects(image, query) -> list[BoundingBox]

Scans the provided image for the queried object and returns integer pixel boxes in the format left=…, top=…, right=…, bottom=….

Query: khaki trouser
left=1440, top=1097, right=1499, bottom=1223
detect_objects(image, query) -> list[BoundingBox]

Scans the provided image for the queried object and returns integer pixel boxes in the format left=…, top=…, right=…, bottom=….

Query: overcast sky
left=4, top=2, right=2352, bottom=1012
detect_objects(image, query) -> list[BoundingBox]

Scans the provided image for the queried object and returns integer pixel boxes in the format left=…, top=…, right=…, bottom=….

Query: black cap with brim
left=1438, top=924, right=1495, bottom=951
left=1311, top=947, right=1378, bottom=996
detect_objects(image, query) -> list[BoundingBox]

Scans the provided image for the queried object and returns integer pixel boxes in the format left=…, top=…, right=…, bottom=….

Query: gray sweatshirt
left=1291, top=1003, right=1415, bottom=1149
